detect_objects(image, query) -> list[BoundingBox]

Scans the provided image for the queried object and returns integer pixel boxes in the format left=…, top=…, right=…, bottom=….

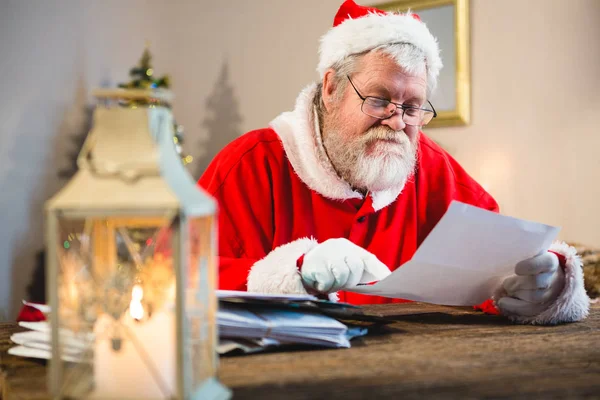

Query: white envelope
left=347, top=201, right=560, bottom=306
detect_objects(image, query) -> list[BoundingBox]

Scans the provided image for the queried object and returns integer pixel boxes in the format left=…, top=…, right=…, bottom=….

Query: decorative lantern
left=45, top=88, right=230, bottom=399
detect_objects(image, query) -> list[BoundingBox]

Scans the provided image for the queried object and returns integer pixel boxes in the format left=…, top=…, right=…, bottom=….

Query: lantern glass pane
left=184, top=215, right=217, bottom=394
left=54, top=214, right=178, bottom=399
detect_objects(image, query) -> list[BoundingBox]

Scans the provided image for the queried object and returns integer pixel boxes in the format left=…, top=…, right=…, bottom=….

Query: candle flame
left=129, top=284, right=144, bottom=321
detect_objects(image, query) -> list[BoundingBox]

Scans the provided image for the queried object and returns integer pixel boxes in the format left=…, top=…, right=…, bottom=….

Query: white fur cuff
left=498, top=241, right=591, bottom=325
left=247, top=237, right=319, bottom=295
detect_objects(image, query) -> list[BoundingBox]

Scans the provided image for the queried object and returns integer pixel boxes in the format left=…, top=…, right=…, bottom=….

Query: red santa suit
left=14, top=1, right=588, bottom=326
left=197, top=84, right=588, bottom=324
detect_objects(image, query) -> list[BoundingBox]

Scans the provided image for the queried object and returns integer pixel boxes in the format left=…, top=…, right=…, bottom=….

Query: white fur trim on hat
left=318, top=11, right=443, bottom=95
left=494, top=241, right=590, bottom=325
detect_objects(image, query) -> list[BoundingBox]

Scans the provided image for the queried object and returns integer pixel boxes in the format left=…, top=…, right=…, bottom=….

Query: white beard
left=322, top=123, right=418, bottom=193
left=353, top=146, right=416, bottom=192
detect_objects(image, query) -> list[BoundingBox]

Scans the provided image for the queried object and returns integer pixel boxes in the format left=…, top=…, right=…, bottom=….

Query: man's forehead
left=356, top=52, right=428, bottom=97
left=358, top=71, right=427, bottom=102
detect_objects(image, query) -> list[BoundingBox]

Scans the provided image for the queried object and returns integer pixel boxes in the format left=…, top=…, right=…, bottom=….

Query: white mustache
left=363, top=128, right=406, bottom=145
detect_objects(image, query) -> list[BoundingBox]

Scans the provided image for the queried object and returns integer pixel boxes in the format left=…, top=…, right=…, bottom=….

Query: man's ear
left=321, top=69, right=337, bottom=113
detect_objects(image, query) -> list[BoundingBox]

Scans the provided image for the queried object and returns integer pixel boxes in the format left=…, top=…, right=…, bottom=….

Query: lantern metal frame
left=45, top=89, right=230, bottom=399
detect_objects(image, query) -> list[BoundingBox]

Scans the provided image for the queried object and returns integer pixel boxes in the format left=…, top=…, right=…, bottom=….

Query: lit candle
left=92, top=285, right=176, bottom=399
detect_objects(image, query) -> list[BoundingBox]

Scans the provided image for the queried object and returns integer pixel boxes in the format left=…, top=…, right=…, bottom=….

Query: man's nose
left=380, top=109, right=406, bottom=131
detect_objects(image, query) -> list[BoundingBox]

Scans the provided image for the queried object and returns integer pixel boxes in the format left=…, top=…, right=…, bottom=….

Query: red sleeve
left=474, top=299, right=501, bottom=315
left=198, top=132, right=280, bottom=291
left=17, top=305, right=46, bottom=322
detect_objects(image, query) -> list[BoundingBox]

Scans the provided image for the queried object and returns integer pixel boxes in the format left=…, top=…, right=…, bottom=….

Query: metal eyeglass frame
left=346, top=75, right=437, bottom=126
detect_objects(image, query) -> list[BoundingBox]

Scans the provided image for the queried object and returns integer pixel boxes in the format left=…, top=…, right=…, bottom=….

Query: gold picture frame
left=374, top=0, right=470, bottom=128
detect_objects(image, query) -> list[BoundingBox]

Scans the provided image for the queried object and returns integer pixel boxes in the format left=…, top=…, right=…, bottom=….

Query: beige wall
left=0, top=0, right=177, bottom=320
left=0, top=0, right=598, bottom=319
left=426, top=0, right=600, bottom=244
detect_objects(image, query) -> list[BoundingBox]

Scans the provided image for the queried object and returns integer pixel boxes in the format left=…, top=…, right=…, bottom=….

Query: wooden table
left=1, top=302, right=599, bottom=399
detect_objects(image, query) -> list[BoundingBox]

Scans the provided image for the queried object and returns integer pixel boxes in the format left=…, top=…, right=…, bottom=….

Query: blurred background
left=0, top=0, right=599, bottom=320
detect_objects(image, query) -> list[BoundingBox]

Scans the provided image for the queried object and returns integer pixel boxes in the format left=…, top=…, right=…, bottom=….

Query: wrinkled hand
left=301, top=238, right=391, bottom=293
left=497, top=252, right=565, bottom=317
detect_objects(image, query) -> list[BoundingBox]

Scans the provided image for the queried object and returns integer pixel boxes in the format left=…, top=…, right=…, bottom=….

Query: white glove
left=300, top=238, right=391, bottom=293
left=496, top=252, right=565, bottom=317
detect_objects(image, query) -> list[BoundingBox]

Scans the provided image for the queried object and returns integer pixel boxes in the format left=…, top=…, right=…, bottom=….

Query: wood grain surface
left=2, top=302, right=599, bottom=399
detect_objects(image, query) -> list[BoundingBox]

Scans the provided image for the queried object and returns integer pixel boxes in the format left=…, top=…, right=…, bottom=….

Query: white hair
left=314, top=43, right=428, bottom=123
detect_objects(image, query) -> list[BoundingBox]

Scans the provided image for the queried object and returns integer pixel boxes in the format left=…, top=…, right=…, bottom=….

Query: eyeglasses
left=346, top=75, right=437, bottom=126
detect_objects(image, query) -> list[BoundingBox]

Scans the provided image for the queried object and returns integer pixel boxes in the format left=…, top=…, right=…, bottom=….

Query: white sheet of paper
left=347, top=201, right=560, bottom=306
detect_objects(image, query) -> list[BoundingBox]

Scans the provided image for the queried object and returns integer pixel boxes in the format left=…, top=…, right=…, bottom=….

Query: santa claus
left=198, top=0, right=589, bottom=325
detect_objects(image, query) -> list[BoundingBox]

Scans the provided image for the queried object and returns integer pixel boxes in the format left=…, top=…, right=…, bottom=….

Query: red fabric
left=333, top=0, right=420, bottom=28
left=296, top=254, right=305, bottom=271
left=549, top=250, right=567, bottom=269
left=474, top=299, right=500, bottom=315
left=16, top=304, right=46, bottom=322
left=333, top=0, right=387, bottom=27
left=198, top=129, right=499, bottom=306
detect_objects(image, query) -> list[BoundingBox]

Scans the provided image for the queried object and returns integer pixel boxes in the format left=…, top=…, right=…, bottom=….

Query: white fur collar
left=269, top=83, right=405, bottom=212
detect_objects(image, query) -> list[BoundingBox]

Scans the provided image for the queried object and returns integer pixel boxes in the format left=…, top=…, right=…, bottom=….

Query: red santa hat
left=318, top=0, right=443, bottom=94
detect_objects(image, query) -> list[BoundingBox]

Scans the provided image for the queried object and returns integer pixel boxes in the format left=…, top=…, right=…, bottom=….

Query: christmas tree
left=118, top=47, right=170, bottom=90
left=118, top=46, right=192, bottom=166
left=59, top=105, right=94, bottom=179
left=196, top=61, right=243, bottom=177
